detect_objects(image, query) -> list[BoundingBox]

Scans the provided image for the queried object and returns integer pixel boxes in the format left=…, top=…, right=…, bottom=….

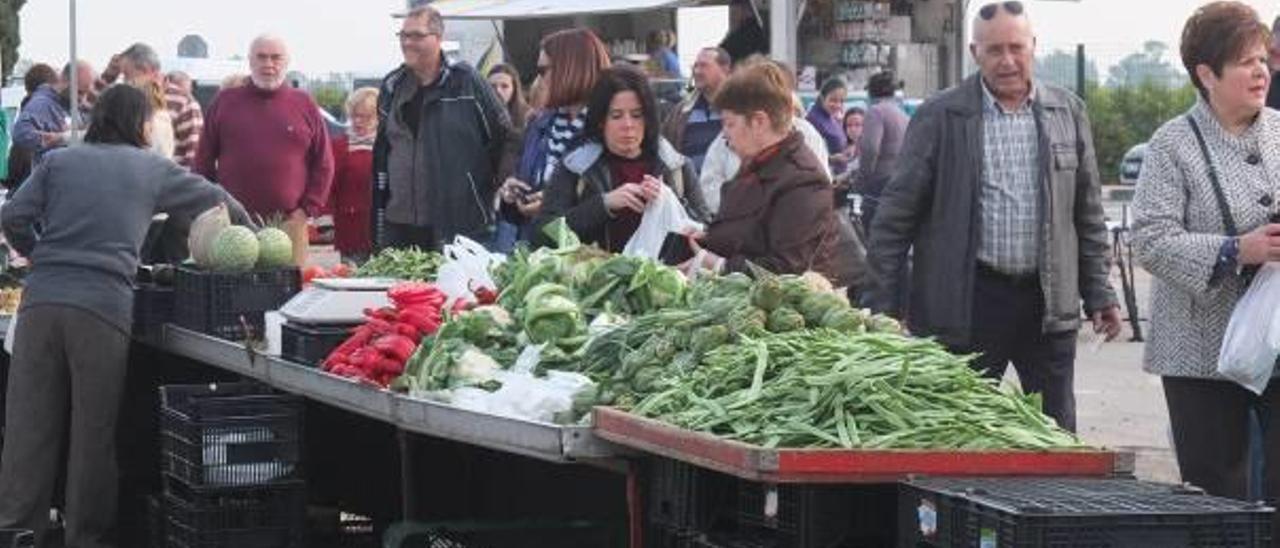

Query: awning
left=431, top=0, right=695, bottom=20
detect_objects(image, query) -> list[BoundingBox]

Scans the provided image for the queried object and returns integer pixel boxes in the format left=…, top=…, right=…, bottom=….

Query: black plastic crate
left=174, top=266, right=300, bottom=341
left=383, top=519, right=622, bottom=548
left=281, top=322, right=357, bottom=368
left=0, top=530, right=33, bottom=548
left=735, top=482, right=861, bottom=548
left=163, top=478, right=305, bottom=548
left=160, top=382, right=303, bottom=489
left=134, top=284, right=175, bottom=341
left=648, top=458, right=739, bottom=531
left=647, top=524, right=704, bottom=548
left=898, top=477, right=1274, bottom=548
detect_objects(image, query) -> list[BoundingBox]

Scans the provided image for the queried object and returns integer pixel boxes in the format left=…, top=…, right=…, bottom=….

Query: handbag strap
left=1186, top=114, right=1241, bottom=235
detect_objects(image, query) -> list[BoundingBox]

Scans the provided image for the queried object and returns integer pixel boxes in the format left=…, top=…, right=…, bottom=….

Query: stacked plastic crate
left=155, top=382, right=306, bottom=548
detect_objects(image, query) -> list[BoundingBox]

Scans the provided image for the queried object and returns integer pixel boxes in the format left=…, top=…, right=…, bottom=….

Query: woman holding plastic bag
left=681, top=60, right=839, bottom=280
left=537, top=65, right=709, bottom=252
left=1130, top=2, right=1280, bottom=519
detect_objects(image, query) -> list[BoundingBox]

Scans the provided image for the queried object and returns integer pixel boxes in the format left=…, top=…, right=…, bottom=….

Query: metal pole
left=68, top=0, right=80, bottom=141
left=1076, top=43, right=1086, bottom=99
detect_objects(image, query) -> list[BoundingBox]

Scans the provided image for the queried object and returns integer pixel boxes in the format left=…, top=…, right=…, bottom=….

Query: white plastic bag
left=435, top=236, right=505, bottom=304
left=622, top=184, right=704, bottom=260
left=3, top=309, right=17, bottom=355
left=1218, top=263, right=1280, bottom=394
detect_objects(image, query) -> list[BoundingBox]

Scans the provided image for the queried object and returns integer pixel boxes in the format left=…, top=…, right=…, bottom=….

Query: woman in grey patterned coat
left=1131, top=1, right=1280, bottom=515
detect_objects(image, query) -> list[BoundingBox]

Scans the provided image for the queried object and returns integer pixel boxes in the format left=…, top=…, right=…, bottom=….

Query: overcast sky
left=16, top=0, right=1280, bottom=76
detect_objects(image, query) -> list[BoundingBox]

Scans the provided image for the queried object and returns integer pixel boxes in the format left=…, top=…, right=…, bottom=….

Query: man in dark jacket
left=661, top=47, right=731, bottom=174
left=866, top=2, right=1120, bottom=432
left=372, top=4, right=513, bottom=250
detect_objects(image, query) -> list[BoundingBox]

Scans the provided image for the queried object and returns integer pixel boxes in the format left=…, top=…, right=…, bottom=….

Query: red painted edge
left=593, top=408, right=1117, bottom=483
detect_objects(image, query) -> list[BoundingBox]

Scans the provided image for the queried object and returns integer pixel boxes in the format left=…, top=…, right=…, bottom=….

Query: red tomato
left=302, top=265, right=327, bottom=285
left=330, top=263, right=353, bottom=278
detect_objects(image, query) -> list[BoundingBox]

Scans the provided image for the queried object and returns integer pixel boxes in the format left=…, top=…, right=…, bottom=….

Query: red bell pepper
left=373, top=334, right=417, bottom=363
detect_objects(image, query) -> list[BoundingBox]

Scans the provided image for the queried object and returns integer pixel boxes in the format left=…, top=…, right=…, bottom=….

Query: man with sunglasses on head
left=865, top=0, right=1121, bottom=432
left=372, top=2, right=513, bottom=251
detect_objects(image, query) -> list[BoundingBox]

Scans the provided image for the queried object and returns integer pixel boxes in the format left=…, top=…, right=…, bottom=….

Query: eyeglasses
left=396, top=30, right=436, bottom=42
left=978, top=0, right=1024, bottom=20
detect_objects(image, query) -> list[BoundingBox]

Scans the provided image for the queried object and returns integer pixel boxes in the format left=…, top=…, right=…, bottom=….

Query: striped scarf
left=347, top=131, right=375, bottom=152
left=542, top=107, right=588, bottom=182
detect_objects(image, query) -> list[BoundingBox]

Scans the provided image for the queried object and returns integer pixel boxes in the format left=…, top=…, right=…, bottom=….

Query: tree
left=1107, top=40, right=1184, bottom=88
left=1035, top=49, right=1099, bottom=92
left=0, top=0, right=26, bottom=86
left=1085, top=80, right=1196, bottom=181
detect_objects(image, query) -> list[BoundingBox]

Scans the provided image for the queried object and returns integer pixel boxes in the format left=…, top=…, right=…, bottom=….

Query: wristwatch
left=1215, top=236, right=1241, bottom=277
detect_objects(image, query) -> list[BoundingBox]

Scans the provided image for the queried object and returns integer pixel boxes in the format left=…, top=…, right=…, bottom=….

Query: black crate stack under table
left=155, top=381, right=306, bottom=548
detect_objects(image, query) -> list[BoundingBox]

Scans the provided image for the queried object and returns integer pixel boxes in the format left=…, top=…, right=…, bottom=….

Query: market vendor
left=0, top=84, right=250, bottom=548
left=683, top=61, right=839, bottom=279
left=538, top=65, right=709, bottom=252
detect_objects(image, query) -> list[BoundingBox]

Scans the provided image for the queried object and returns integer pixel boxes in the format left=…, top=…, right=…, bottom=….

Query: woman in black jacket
left=538, top=65, right=709, bottom=251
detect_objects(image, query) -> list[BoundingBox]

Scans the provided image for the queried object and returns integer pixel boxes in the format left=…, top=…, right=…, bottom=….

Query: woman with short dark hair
left=0, top=84, right=249, bottom=546
left=539, top=65, right=708, bottom=251
left=684, top=62, right=839, bottom=280
left=1131, top=0, right=1280, bottom=515
left=492, top=28, right=612, bottom=253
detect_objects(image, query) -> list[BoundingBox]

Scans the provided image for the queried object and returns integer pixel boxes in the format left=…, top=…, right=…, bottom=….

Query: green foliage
left=310, top=85, right=348, bottom=119
left=0, top=0, right=27, bottom=87
left=1084, top=80, right=1197, bottom=182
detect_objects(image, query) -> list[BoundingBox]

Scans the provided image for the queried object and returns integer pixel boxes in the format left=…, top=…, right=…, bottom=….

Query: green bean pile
left=630, top=330, right=1083, bottom=450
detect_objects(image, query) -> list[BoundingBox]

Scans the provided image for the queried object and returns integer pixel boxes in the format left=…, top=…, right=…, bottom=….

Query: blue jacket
left=12, top=85, right=70, bottom=164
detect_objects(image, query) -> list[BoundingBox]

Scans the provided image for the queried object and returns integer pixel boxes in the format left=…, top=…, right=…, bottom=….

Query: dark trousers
left=951, top=265, right=1078, bottom=431
left=0, top=305, right=131, bottom=548
left=1164, top=376, right=1280, bottom=502
left=384, top=222, right=440, bottom=251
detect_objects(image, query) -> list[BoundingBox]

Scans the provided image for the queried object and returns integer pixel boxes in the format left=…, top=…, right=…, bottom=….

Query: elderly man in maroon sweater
left=195, top=34, right=334, bottom=265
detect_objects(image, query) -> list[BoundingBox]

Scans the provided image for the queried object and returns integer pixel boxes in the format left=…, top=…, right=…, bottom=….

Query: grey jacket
left=854, top=98, right=909, bottom=196
left=1131, top=101, right=1280, bottom=378
left=372, top=57, right=513, bottom=247
left=2, top=143, right=249, bottom=332
left=867, top=75, right=1117, bottom=347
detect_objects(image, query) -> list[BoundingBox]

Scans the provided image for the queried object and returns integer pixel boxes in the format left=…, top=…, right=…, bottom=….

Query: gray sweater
left=2, top=143, right=248, bottom=332
left=855, top=98, right=909, bottom=195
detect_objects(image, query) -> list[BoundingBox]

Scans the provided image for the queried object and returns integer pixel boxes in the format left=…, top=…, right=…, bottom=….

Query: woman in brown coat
left=685, top=61, right=838, bottom=280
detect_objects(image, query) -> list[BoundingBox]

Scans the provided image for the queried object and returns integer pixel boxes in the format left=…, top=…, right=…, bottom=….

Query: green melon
left=256, top=227, right=294, bottom=268
left=209, top=226, right=260, bottom=272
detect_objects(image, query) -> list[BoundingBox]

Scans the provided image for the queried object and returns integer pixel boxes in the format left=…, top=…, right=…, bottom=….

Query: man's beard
left=252, top=74, right=285, bottom=90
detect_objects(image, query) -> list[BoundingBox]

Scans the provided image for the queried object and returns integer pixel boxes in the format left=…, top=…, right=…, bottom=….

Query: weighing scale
left=278, top=277, right=398, bottom=325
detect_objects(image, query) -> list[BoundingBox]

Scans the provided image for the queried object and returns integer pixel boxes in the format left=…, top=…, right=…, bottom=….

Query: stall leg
left=626, top=461, right=642, bottom=548
left=398, top=428, right=419, bottom=520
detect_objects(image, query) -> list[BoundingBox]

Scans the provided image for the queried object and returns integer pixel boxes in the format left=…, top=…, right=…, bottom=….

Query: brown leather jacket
left=703, top=130, right=838, bottom=279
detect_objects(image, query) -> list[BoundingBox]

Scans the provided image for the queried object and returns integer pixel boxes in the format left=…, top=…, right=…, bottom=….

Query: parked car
left=1119, top=143, right=1146, bottom=185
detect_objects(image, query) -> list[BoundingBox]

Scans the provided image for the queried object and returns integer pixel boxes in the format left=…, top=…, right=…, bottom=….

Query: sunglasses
left=978, top=0, right=1024, bottom=20
left=396, top=30, right=436, bottom=42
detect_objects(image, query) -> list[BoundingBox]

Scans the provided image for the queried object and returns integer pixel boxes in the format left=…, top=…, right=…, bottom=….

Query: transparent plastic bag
left=1218, top=263, right=1280, bottom=394
left=623, top=184, right=703, bottom=260
left=435, top=236, right=504, bottom=304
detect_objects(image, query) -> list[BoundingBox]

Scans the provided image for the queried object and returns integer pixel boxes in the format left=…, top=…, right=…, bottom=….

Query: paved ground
left=1057, top=191, right=1179, bottom=482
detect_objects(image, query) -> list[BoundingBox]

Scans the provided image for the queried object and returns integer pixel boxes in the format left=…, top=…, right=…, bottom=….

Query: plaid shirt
left=977, top=81, right=1041, bottom=275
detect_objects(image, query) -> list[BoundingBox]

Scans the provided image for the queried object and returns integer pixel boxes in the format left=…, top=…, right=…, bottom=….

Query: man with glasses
left=372, top=3, right=513, bottom=250
left=866, top=0, right=1121, bottom=432
left=194, top=35, right=334, bottom=266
